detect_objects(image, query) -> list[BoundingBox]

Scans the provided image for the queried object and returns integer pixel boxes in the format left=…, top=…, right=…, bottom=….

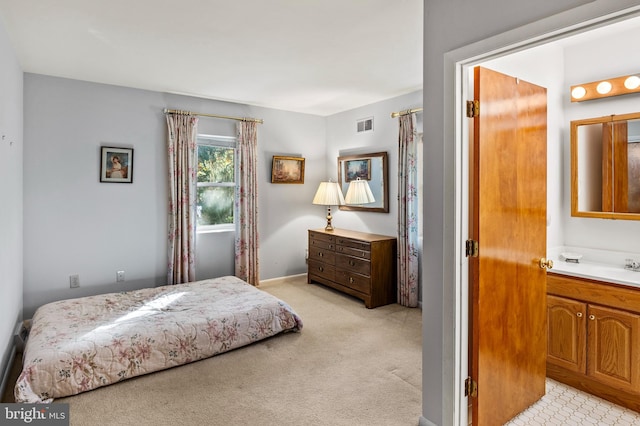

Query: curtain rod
left=163, top=108, right=264, bottom=124
left=390, top=107, right=423, bottom=118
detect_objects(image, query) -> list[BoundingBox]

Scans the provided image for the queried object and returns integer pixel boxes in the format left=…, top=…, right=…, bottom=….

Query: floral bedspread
left=15, top=276, right=302, bottom=403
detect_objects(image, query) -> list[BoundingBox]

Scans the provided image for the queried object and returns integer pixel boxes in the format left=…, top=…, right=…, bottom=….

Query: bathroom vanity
left=550, top=90, right=640, bottom=413
left=547, top=271, right=640, bottom=412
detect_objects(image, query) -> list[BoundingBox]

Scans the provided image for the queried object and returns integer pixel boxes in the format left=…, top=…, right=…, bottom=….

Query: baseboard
left=419, top=416, right=438, bottom=426
left=259, top=273, right=307, bottom=284
left=0, top=341, right=17, bottom=402
left=0, top=319, right=29, bottom=401
left=260, top=273, right=424, bottom=309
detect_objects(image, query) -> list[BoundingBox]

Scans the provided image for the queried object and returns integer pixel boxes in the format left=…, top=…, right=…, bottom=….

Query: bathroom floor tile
left=506, top=379, right=640, bottom=425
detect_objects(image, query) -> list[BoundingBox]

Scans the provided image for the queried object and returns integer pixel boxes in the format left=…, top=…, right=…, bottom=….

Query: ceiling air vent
left=356, top=117, right=374, bottom=133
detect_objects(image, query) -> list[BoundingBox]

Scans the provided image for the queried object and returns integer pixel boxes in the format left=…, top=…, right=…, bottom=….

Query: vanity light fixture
left=571, top=86, right=587, bottom=100
left=625, top=75, right=640, bottom=90
left=596, top=81, right=612, bottom=95
left=571, top=73, right=640, bottom=102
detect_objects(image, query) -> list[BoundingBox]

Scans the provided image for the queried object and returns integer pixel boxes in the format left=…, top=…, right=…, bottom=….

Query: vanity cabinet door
left=547, top=295, right=587, bottom=373
left=587, top=305, right=640, bottom=393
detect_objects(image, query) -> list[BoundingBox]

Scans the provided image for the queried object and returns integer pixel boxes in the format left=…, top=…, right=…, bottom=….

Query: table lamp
left=312, top=181, right=345, bottom=231
left=345, top=177, right=375, bottom=205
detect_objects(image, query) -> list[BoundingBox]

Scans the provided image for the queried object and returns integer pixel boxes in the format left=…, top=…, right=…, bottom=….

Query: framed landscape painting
left=100, top=146, right=133, bottom=183
left=271, top=156, right=305, bottom=184
left=344, top=158, right=371, bottom=182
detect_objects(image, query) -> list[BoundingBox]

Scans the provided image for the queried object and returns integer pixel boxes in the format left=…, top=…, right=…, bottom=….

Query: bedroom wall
left=0, top=15, right=23, bottom=391
left=23, top=74, right=326, bottom=318
left=325, top=91, right=423, bottom=238
left=421, top=1, right=639, bottom=425
left=323, top=91, right=423, bottom=304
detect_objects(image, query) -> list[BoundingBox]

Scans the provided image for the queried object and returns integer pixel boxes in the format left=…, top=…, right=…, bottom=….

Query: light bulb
left=596, top=81, right=612, bottom=94
left=624, top=75, right=640, bottom=90
left=571, top=86, right=586, bottom=99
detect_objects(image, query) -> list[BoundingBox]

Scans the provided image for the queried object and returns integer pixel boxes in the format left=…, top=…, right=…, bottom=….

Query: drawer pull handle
left=576, top=312, right=583, bottom=318
left=589, top=315, right=595, bottom=321
left=318, top=266, right=324, bottom=272
left=319, top=252, right=323, bottom=257
left=349, top=277, right=354, bottom=284
left=349, top=260, right=355, bottom=266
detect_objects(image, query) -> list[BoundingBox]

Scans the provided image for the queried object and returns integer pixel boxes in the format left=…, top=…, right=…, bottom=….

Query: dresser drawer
left=336, top=254, right=370, bottom=276
left=308, top=247, right=336, bottom=264
left=336, top=244, right=370, bottom=259
left=310, top=231, right=335, bottom=244
left=336, top=237, right=370, bottom=251
left=308, top=260, right=335, bottom=281
left=336, top=270, right=370, bottom=294
left=310, top=239, right=335, bottom=251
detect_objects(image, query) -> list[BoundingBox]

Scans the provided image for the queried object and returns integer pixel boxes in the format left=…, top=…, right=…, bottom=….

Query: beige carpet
left=7, top=275, right=423, bottom=426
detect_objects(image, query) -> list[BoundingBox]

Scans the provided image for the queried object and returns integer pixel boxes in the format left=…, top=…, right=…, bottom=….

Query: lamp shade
left=344, top=178, right=375, bottom=205
left=312, top=181, right=345, bottom=206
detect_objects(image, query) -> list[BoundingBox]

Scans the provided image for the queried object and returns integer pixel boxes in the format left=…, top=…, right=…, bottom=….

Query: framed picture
left=100, top=146, right=133, bottom=183
left=271, top=156, right=305, bottom=184
left=344, top=158, right=371, bottom=182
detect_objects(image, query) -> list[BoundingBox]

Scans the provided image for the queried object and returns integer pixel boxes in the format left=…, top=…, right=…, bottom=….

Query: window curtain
left=235, top=121, right=259, bottom=285
left=166, top=113, right=199, bottom=285
left=397, top=113, right=419, bottom=307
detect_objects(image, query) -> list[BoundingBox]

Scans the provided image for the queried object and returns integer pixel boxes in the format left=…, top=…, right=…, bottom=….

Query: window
left=196, top=135, right=237, bottom=231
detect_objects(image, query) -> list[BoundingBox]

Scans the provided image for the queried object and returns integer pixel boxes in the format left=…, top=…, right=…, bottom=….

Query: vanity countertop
left=549, top=257, right=640, bottom=289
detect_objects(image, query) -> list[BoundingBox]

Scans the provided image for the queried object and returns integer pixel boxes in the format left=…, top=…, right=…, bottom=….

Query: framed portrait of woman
left=100, top=146, right=134, bottom=183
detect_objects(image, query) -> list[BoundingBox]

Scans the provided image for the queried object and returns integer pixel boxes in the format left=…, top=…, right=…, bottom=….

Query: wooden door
left=469, top=66, right=548, bottom=425
left=547, top=295, right=587, bottom=373
left=587, top=304, right=640, bottom=393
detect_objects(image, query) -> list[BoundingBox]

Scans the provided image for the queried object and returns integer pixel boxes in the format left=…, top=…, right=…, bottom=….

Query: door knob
left=539, top=258, right=554, bottom=270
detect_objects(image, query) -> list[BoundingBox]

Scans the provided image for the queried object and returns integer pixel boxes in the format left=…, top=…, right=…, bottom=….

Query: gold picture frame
left=271, top=156, right=305, bottom=184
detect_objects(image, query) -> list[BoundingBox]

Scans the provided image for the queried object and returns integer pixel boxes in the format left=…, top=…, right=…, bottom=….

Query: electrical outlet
left=116, top=271, right=125, bottom=282
left=69, top=274, right=80, bottom=288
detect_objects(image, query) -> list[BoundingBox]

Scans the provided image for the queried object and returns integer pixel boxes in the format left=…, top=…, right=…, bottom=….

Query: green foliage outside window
left=197, top=145, right=235, bottom=227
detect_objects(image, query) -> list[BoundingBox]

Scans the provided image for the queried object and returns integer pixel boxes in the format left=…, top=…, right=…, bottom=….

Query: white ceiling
left=0, top=0, right=423, bottom=116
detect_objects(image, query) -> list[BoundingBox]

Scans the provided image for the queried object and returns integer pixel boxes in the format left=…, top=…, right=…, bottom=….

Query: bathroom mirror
left=571, top=111, right=640, bottom=220
left=338, top=151, right=389, bottom=212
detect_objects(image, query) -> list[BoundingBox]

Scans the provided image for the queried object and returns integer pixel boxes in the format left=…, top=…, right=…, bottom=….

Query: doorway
left=449, top=7, right=640, bottom=426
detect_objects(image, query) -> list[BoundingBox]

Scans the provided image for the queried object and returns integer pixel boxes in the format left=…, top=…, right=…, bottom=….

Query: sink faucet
left=625, top=259, right=640, bottom=272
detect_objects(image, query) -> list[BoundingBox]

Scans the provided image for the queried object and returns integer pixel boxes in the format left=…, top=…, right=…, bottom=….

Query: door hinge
left=466, top=100, right=479, bottom=118
left=465, top=377, right=478, bottom=398
left=465, top=239, right=479, bottom=257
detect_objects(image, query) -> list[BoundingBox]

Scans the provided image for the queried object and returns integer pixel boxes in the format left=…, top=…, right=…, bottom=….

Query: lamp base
left=325, top=206, right=335, bottom=231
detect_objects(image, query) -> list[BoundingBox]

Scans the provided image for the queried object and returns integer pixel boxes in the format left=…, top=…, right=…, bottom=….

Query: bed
left=15, top=276, right=302, bottom=403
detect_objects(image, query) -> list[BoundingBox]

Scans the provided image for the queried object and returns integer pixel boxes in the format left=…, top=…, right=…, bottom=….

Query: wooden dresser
left=547, top=272, right=640, bottom=412
left=307, top=228, right=397, bottom=308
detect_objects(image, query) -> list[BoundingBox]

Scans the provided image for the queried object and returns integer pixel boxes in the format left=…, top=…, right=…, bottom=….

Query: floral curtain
left=397, top=113, right=419, bottom=307
left=166, top=113, right=198, bottom=285
left=235, top=121, right=259, bottom=285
